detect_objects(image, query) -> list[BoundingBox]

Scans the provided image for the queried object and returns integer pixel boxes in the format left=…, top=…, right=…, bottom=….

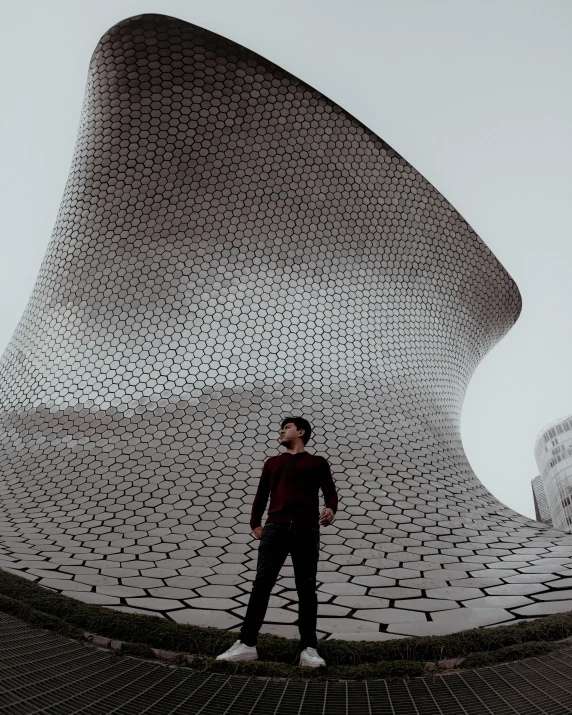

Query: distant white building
left=534, top=415, right=572, bottom=531
left=531, top=475, right=553, bottom=526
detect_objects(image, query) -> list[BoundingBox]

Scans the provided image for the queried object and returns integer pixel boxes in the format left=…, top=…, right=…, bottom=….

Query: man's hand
left=252, top=526, right=264, bottom=539
left=319, top=508, right=335, bottom=526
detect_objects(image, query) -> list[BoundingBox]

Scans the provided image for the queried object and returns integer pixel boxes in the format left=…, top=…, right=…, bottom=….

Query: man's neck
left=285, top=443, right=306, bottom=455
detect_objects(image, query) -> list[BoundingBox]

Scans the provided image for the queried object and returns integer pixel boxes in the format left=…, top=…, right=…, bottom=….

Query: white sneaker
left=216, top=639, right=258, bottom=662
left=299, top=647, right=326, bottom=668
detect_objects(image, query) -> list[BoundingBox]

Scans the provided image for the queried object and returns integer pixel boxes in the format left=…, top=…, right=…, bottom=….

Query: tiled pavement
left=0, top=612, right=571, bottom=714
left=0, top=13, right=571, bottom=640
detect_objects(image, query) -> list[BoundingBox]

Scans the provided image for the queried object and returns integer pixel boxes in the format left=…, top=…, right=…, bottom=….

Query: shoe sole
left=216, top=655, right=258, bottom=662
left=299, top=661, right=325, bottom=668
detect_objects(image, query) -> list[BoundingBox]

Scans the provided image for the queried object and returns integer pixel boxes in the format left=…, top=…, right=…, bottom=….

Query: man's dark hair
left=281, top=417, right=312, bottom=445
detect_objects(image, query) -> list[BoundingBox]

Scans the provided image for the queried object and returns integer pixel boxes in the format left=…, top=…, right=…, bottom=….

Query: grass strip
left=0, top=593, right=82, bottom=640
left=1, top=568, right=571, bottom=679
left=205, top=657, right=428, bottom=680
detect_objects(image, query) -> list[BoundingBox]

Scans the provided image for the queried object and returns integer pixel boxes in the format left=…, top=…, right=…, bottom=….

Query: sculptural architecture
left=0, top=14, right=570, bottom=639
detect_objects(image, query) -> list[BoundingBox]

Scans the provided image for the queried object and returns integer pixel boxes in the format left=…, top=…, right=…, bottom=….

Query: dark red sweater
left=250, top=451, right=338, bottom=529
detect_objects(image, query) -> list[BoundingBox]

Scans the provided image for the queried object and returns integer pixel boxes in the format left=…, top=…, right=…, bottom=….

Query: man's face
left=279, top=422, right=304, bottom=446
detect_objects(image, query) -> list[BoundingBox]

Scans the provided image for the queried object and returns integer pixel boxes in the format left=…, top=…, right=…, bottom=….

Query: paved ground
left=0, top=613, right=571, bottom=714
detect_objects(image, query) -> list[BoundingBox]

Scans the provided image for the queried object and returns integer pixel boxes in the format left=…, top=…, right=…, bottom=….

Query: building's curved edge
left=99, top=12, right=523, bottom=324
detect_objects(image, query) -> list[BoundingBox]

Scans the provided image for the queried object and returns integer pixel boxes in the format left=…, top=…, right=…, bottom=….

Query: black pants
left=240, top=522, right=320, bottom=649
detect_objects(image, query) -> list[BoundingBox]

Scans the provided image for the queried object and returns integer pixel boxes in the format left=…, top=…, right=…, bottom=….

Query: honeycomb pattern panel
left=0, top=13, right=571, bottom=640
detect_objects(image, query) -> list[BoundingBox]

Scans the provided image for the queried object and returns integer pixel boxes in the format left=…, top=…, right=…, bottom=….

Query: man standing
left=217, top=417, right=338, bottom=667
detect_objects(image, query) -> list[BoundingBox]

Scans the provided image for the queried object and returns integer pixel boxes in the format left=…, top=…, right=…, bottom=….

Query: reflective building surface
left=535, top=417, right=572, bottom=532
left=1, top=14, right=572, bottom=640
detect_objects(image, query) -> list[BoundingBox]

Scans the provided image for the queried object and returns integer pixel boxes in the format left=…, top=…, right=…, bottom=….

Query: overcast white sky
left=1, top=0, right=571, bottom=520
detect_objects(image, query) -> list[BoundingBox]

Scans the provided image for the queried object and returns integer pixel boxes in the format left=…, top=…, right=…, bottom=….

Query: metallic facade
left=0, top=13, right=571, bottom=640
left=535, top=416, right=572, bottom=531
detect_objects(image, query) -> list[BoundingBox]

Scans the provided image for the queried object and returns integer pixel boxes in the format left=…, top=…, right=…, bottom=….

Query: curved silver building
left=0, top=14, right=571, bottom=640
left=535, top=416, right=572, bottom=531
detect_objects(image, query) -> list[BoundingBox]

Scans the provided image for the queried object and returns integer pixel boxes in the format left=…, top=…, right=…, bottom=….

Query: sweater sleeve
left=320, top=459, right=338, bottom=514
left=250, top=461, right=271, bottom=529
